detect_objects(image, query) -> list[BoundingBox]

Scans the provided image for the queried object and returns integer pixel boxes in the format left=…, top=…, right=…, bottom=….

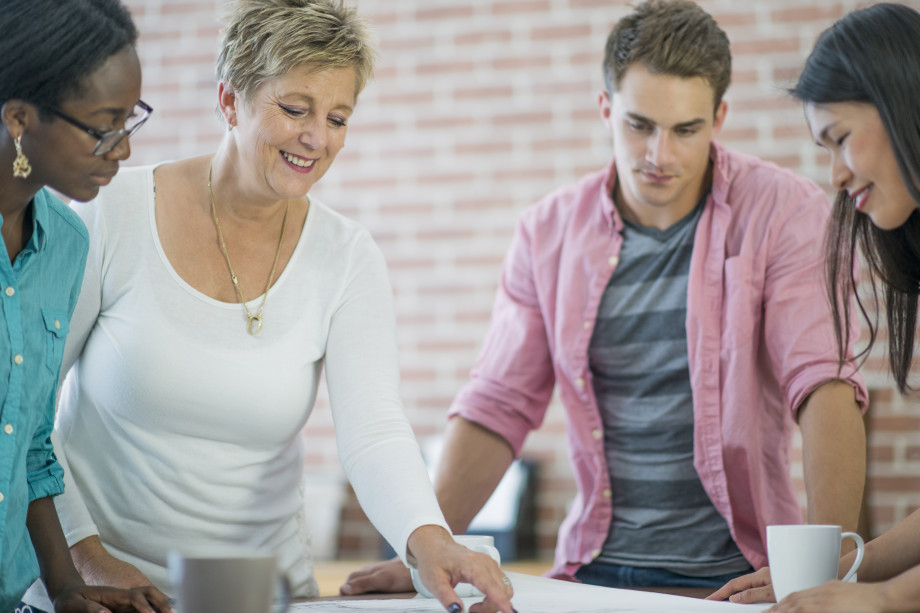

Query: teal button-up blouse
left=0, top=188, right=88, bottom=610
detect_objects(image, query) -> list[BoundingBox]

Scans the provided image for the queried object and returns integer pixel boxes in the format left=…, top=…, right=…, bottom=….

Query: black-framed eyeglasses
left=48, top=100, right=153, bottom=156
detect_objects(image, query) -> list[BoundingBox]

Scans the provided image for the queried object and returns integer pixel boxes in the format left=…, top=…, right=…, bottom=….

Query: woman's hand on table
left=706, top=566, right=775, bottom=603
left=71, top=536, right=153, bottom=589
left=766, top=581, right=886, bottom=612
left=407, top=525, right=515, bottom=613
left=51, top=584, right=171, bottom=613
left=340, top=557, right=413, bottom=594
left=767, top=565, right=920, bottom=613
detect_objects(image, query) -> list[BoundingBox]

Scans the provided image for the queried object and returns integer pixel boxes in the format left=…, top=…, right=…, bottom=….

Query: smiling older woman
left=43, top=2, right=514, bottom=613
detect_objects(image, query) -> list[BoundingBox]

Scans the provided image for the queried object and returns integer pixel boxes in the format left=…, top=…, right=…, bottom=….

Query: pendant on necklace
left=247, top=314, right=263, bottom=335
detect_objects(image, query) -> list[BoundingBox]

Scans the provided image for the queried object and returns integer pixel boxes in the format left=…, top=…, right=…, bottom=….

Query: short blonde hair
left=216, top=0, right=376, bottom=102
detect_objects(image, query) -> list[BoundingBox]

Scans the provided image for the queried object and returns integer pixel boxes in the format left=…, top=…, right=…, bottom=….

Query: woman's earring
left=13, top=135, right=31, bottom=179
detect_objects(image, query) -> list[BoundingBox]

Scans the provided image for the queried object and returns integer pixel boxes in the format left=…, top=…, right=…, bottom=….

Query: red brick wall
left=120, top=0, right=920, bottom=560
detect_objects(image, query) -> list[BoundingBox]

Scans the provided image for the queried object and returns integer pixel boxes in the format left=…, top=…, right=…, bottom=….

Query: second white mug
left=767, top=524, right=865, bottom=602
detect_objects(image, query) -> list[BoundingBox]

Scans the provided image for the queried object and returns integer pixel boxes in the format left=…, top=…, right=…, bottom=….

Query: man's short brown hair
left=603, top=0, right=731, bottom=111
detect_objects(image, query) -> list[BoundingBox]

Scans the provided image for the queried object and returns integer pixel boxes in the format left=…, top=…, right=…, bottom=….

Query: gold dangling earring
left=13, top=135, right=31, bottom=179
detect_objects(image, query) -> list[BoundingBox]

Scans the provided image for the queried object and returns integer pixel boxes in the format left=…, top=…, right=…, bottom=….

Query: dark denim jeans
left=574, top=560, right=753, bottom=590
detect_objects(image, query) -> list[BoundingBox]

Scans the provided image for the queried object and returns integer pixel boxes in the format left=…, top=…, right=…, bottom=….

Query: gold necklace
left=208, top=162, right=289, bottom=335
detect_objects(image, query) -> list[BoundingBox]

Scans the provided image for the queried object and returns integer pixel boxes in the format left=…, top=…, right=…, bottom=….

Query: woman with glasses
left=0, top=0, right=168, bottom=612
left=46, top=102, right=152, bottom=159
left=710, top=4, right=920, bottom=611
left=47, top=1, right=515, bottom=612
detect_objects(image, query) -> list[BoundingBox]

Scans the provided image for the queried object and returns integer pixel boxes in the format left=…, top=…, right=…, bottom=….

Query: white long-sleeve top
left=52, top=164, right=447, bottom=597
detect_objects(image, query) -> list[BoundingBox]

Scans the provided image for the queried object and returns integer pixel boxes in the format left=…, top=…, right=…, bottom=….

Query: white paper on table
left=289, top=572, right=771, bottom=612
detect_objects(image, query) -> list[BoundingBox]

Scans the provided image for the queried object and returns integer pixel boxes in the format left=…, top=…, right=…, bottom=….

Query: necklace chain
left=208, top=161, right=289, bottom=335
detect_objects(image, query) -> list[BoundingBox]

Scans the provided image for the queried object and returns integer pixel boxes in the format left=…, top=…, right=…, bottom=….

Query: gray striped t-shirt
left=588, top=198, right=749, bottom=577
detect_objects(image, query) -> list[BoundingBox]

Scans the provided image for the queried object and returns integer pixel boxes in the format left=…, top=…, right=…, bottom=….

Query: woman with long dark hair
left=710, top=3, right=920, bottom=611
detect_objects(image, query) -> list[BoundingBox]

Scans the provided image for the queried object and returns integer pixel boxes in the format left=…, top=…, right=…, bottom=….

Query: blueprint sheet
left=290, top=572, right=770, bottom=612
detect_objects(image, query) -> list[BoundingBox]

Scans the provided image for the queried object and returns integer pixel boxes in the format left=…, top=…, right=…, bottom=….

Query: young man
left=343, top=0, right=867, bottom=593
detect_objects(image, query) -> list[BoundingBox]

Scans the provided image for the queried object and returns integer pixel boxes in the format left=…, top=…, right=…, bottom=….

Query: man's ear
left=712, top=99, right=728, bottom=135
left=598, top=90, right=614, bottom=130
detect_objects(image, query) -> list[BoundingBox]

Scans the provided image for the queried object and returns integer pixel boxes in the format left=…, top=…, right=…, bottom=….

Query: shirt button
left=591, top=549, right=601, bottom=558
left=602, top=488, right=612, bottom=499
left=13, top=354, right=23, bottom=365
left=3, top=424, right=12, bottom=435
left=575, top=377, right=585, bottom=388
left=608, top=256, right=619, bottom=267
left=583, top=321, right=591, bottom=330
left=592, top=429, right=602, bottom=440
left=4, top=287, right=13, bottom=297
left=54, top=320, right=61, bottom=330
left=0, top=492, right=4, bottom=503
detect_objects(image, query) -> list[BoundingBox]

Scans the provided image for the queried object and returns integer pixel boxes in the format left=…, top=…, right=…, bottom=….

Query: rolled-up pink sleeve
left=449, top=216, right=557, bottom=456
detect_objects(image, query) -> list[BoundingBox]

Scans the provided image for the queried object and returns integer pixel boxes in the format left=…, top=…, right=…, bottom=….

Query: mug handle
left=839, top=532, right=865, bottom=583
left=275, top=574, right=292, bottom=613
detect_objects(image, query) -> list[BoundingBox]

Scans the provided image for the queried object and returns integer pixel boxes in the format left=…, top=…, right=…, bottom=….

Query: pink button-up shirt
left=450, top=141, right=867, bottom=580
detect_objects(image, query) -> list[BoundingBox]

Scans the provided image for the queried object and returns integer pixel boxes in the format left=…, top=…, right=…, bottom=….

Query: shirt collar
left=602, top=140, right=728, bottom=232
left=601, top=158, right=621, bottom=234
left=28, top=188, right=53, bottom=253
left=708, top=140, right=729, bottom=208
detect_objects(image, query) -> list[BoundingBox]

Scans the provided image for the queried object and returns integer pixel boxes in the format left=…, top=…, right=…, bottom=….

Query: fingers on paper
left=461, top=557, right=515, bottom=613
left=706, top=566, right=774, bottom=603
left=340, top=558, right=411, bottom=595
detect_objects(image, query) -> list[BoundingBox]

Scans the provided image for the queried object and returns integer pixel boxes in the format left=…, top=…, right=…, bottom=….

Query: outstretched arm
left=342, top=212, right=549, bottom=599
left=798, top=380, right=866, bottom=535
left=434, top=417, right=515, bottom=534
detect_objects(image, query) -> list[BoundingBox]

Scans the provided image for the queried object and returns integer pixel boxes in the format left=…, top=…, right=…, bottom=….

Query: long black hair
left=0, top=0, right=138, bottom=111
left=791, top=3, right=920, bottom=393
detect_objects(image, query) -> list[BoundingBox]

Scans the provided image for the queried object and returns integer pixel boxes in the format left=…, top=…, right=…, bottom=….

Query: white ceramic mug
left=767, top=524, right=865, bottom=602
left=167, top=551, right=291, bottom=613
left=411, top=534, right=502, bottom=598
